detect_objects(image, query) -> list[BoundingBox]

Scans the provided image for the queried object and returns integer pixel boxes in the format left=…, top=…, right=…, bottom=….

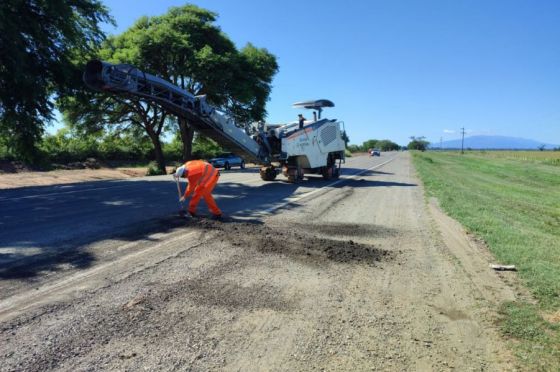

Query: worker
left=298, top=114, right=306, bottom=129
left=174, top=160, right=222, bottom=219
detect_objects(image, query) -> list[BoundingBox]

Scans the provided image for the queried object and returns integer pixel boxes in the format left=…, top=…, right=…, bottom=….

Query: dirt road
left=0, top=153, right=518, bottom=371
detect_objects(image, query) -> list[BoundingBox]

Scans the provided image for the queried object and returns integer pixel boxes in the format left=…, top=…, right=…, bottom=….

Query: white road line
left=235, top=155, right=399, bottom=216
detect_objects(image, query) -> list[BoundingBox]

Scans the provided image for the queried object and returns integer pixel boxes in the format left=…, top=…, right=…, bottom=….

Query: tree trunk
left=147, top=130, right=166, bottom=175
left=179, top=118, right=195, bottom=161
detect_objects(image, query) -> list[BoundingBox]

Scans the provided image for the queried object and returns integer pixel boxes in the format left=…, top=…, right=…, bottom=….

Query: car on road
left=370, top=149, right=381, bottom=157
left=209, top=152, right=245, bottom=170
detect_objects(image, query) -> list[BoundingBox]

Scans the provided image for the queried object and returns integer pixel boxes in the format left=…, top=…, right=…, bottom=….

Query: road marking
left=235, top=155, right=399, bottom=216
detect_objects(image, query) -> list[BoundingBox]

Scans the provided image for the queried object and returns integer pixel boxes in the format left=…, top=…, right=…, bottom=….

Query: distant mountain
left=431, top=135, right=559, bottom=150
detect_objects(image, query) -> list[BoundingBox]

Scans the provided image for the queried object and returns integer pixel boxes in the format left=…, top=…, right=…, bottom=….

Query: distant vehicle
left=370, top=149, right=381, bottom=157
left=209, top=152, right=245, bottom=170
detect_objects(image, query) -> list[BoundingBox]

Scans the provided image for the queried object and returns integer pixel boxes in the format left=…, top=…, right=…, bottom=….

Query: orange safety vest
left=183, top=160, right=219, bottom=198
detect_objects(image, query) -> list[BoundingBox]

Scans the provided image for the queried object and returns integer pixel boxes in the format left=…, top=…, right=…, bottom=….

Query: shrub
left=192, top=135, right=223, bottom=159
left=145, top=161, right=166, bottom=176
left=347, top=144, right=361, bottom=153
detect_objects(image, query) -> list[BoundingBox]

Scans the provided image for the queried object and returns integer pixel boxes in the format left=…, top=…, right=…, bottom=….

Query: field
left=413, top=151, right=560, bottom=369
left=465, top=150, right=560, bottom=166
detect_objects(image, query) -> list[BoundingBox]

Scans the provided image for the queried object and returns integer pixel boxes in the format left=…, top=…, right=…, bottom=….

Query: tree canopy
left=347, top=139, right=401, bottom=152
left=63, top=4, right=278, bottom=172
left=407, top=136, right=430, bottom=151
left=0, top=0, right=113, bottom=162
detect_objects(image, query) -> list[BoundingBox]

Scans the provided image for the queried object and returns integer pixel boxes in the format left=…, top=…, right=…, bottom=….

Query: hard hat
left=175, top=165, right=186, bottom=178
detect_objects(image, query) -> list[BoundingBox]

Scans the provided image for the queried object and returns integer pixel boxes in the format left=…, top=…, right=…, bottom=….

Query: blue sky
left=88, top=0, right=560, bottom=146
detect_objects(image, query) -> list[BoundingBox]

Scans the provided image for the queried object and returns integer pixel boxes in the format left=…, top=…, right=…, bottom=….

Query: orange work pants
left=188, top=175, right=221, bottom=216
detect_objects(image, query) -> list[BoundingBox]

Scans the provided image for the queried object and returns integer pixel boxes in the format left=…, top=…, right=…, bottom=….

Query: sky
left=81, top=0, right=560, bottom=146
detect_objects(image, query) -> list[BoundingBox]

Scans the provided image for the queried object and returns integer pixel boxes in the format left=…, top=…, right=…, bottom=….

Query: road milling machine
left=84, top=60, right=346, bottom=182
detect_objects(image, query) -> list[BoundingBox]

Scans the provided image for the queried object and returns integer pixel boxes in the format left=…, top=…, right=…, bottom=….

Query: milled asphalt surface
left=0, top=155, right=395, bottom=269
left=0, top=152, right=520, bottom=371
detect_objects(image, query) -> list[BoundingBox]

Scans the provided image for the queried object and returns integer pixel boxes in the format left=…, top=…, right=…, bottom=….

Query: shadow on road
left=342, top=167, right=395, bottom=176
left=0, top=170, right=415, bottom=280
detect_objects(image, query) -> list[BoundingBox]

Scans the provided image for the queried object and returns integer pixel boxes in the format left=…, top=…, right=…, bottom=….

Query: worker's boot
left=189, top=211, right=197, bottom=218
left=211, top=214, right=223, bottom=221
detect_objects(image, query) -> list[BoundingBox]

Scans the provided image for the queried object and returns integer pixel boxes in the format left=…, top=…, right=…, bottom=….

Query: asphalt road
left=0, top=151, right=517, bottom=371
left=0, top=154, right=395, bottom=269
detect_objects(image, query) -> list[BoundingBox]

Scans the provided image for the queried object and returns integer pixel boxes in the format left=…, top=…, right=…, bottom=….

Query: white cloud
left=443, top=129, right=455, bottom=134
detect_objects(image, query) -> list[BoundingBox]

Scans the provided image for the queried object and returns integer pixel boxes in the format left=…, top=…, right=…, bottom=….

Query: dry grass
left=468, top=150, right=560, bottom=165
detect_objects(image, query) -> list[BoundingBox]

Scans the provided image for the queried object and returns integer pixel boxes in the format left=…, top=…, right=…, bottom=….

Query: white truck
left=84, top=60, right=346, bottom=182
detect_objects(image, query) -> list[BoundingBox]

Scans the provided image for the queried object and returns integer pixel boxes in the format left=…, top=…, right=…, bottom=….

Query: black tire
left=288, top=167, right=304, bottom=183
left=224, top=162, right=231, bottom=170
left=240, top=161, right=245, bottom=169
left=321, top=164, right=339, bottom=180
left=333, top=166, right=340, bottom=179
left=260, top=166, right=277, bottom=181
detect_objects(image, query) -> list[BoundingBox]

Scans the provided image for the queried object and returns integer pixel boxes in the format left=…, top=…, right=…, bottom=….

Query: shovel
left=175, top=176, right=187, bottom=217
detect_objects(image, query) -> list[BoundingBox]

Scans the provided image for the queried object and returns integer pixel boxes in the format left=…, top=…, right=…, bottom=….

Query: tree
left=40, top=125, right=153, bottom=163
left=376, top=139, right=400, bottom=151
left=63, top=5, right=278, bottom=172
left=362, top=139, right=379, bottom=152
left=408, top=136, right=430, bottom=151
left=0, top=0, right=113, bottom=163
left=192, top=134, right=224, bottom=159
left=345, top=139, right=400, bottom=153
left=118, top=5, right=277, bottom=162
left=62, top=91, right=172, bottom=173
left=346, top=144, right=361, bottom=153
left=538, top=144, right=546, bottom=151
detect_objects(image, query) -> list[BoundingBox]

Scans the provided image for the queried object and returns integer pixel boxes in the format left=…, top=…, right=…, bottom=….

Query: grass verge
left=412, top=151, right=560, bottom=370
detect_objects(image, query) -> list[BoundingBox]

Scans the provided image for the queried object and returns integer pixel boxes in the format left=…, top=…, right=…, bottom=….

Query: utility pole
left=440, top=137, right=443, bottom=151
left=460, top=127, right=465, bottom=154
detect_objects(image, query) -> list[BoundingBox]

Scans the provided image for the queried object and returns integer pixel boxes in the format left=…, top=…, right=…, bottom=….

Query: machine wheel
left=287, top=166, right=304, bottom=183
left=321, top=165, right=335, bottom=180
left=240, top=160, right=245, bottom=169
left=333, top=166, right=340, bottom=179
left=260, top=165, right=277, bottom=181
left=322, top=155, right=340, bottom=180
left=224, top=162, right=231, bottom=170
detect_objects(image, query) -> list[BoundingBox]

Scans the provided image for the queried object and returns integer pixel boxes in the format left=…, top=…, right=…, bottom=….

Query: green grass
left=412, top=151, right=560, bottom=369
left=468, top=150, right=560, bottom=166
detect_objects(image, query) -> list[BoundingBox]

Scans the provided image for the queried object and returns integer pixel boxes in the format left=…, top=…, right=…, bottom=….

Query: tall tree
left=362, top=139, right=379, bottom=151
left=375, top=139, right=400, bottom=151
left=64, top=4, right=278, bottom=172
left=0, top=0, right=113, bottom=162
left=133, top=5, right=278, bottom=160
left=408, top=136, right=429, bottom=151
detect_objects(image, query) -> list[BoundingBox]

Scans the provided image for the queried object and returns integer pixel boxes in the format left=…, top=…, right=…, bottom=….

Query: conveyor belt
left=84, top=60, right=269, bottom=164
